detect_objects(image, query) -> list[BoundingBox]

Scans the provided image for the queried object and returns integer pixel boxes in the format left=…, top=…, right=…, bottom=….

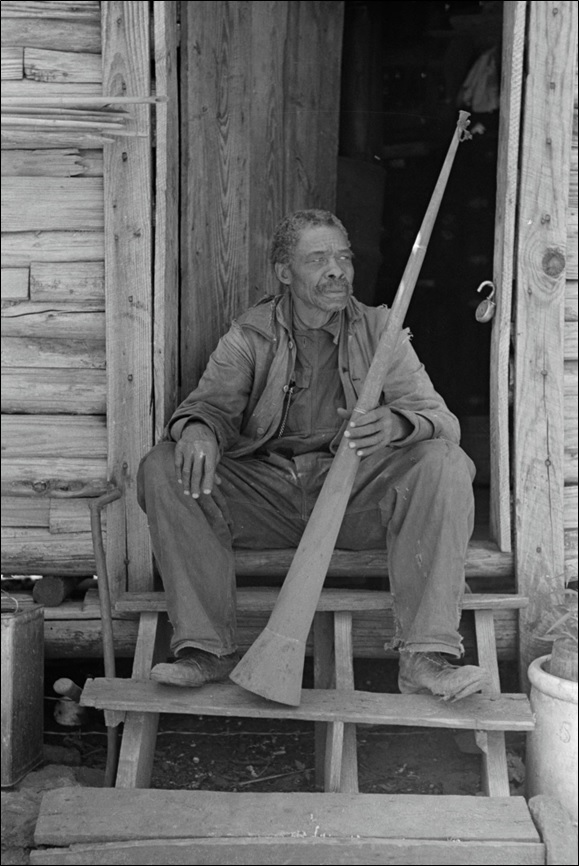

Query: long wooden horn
left=230, top=112, right=472, bottom=705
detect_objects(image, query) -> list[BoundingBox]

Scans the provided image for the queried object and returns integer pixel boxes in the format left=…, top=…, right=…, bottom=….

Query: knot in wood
left=542, top=248, right=565, bottom=277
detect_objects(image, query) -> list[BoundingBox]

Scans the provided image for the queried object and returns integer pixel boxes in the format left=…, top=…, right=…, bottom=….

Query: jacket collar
left=237, top=291, right=365, bottom=341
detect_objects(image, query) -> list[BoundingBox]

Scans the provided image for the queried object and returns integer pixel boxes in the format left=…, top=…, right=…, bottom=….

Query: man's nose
left=325, top=256, right=346, bottom=277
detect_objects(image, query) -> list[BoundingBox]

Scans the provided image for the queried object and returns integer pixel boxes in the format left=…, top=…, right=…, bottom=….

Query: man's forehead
left=295, top=225, right=350, bottom=254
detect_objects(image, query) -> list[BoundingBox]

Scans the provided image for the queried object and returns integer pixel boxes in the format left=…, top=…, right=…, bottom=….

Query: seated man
left=138, top=208, right=488, bottom=701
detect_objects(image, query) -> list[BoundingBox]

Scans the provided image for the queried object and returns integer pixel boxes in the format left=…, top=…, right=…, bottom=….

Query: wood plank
left=35, top=613, right=521, bottom=661
left=284, top=0, right=343, bottom=213
left=332, top=611, right=358, bottom=794
left=152, top=0, right=179, bottom=439
left=34, top=789, right=540, bottom=846
left=0, top=496, right=49, bottom=528
left=568, top=206, right=578, bottom=279
left=1, top=267, right=28, bottom=299
left=1, top=18, right=101, bottom=56
left=514, top=0, right=577, bottom=682
left=565, top=485, right=578, bottom=529
left=30, top=261, right=104, bottom=301
left=1, top=177, right=103, bottom=231
left=179, top=0, right=251, bottom=397
left=1, top=530, right=96, bottom=575
left=566, top=319, right=578, bottom=359
left=1, top=368, right=105, bottom=413
left=1, top=415, right=106, bottom=457
left=81, top=677, right=535, bottom=730
left=115, top=588, right=527, bottom=615
left=29, top=838, right=546, bottom=866
left=1, top=302, right=104, bottom=337
left=24, top=48, right=101, bottom=84
left=1, top=456, right=107, bottom=497
left=102, top=0, right=153, bottom=597
left=529, top=794, right=579, bottom=866
left=474, top=609, right=509, bottom=797
left=115, top=613, right=170, bottom=788
left=0, top=230, right=103, bottom=267
left=490, top=1, right=526, bottom=551
left=1, top=130, right=110, bottom=149
left=49, top=499, right=94, bottom=534
left=1, top=46, right=23, bottom=80
left=248, top=2, right=289, bottom=302
left=1, top=3, right=100, bottom=21
left=1, top=80, right=102, bottom=100
left=1, top=336, right=105, bottom=369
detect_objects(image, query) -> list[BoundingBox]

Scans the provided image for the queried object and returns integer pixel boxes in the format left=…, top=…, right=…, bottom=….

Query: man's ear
left=275, top=261, right=292, bottom=286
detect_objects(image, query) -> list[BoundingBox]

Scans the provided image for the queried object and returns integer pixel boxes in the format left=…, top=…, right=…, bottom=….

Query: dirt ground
left=42, top=656, right=527, bottom=797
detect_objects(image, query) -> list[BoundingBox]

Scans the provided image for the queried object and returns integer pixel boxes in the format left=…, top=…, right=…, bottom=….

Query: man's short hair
left=270, top=209, right=349, bottom=267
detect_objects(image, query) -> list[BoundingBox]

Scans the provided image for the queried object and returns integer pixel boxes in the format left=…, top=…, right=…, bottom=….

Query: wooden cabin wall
left=1, top=1, right=106, bottom=576
left=179, top=0, right=345, bottom=397
left=514, top=0, right=578, bottom=677
left=564, top=56, right=578, bottom=582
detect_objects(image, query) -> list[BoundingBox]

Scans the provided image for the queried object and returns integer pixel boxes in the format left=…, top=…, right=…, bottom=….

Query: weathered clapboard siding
left=1, top=302, right=104, bottom=338
left=0, top=497, right=49, bottom=529
left=2, top=415, right=107, bottom=457
left=23, top=47, right=102, bottom=84
left=1, top=148, right=103, bottom=176
left=30, top=262, right=104, bottom=301
left=1, top=46, right=23, bottom=79
left=1, top=2, right=100, bottom=20
left=1, top=336, right=105, bottom=369
left=0, top=0, right=107, bottom=577
left=1, top=457, right=107, bottom=498
left=1, top=177, right=104, bottom=231
left=1, top=267, right=28, bottom=299
left=0, top=231, right=104, bottom=267
left=1, top=368, right=106, bottom=414
left=1, top=529, right=97, bottom=575
left=1, top=18, right=100, bottom=54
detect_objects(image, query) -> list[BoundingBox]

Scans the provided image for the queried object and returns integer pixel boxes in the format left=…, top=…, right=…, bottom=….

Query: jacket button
left=257, top=427, right=265, bottom=435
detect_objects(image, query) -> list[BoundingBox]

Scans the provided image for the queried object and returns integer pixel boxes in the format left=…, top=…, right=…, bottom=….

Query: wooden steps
left=77, top=587, right=532, bottom=798
left=114, top=587, right=526, bottom=614
left=31, top=789, right=547, bottom=865
left=81, top=678, right=534, bottom=731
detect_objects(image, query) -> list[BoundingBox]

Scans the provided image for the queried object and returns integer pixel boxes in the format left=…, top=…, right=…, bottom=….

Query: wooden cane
left=230, top=112, right=472, bottom=705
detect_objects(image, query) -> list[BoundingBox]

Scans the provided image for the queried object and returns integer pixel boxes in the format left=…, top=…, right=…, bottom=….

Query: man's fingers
left=190, top=451, right=205, bottom=499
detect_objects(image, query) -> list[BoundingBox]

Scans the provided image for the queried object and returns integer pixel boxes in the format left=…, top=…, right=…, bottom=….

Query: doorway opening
left=337, top=0, right=503, bottom=534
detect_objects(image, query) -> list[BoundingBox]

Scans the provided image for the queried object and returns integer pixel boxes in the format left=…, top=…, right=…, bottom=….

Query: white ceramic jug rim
left=528, top=654, right=578, bottom=703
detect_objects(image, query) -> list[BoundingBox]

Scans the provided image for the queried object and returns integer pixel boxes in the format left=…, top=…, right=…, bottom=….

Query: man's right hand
left=174, top=423, right=220, bottom=498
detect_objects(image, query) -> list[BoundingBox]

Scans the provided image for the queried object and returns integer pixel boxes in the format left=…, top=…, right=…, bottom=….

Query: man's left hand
left=337, top=406, right=411, bottom=456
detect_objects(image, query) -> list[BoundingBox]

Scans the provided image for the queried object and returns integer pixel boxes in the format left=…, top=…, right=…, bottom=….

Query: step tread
left=81, top=678, right=534, bottom=731
left=115, top=588, right=527, bottom=614
left=34, top=788, right=541, bottom=846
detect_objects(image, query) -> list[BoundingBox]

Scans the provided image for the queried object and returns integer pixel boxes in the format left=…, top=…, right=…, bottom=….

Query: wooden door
left=179, top=1, right=345, bottom=397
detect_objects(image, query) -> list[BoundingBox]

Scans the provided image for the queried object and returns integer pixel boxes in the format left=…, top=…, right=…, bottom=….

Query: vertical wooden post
left=489, top=1, right=526, bottom=551
left=102, top=1, right=154, bottom=595
left=153, top=1, right=180, bottom=438
left=514, top=0, right=578, bottom=682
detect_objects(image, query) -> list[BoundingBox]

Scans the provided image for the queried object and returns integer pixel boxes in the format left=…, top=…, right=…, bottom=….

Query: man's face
left=276, top=225, right=354, bottom=319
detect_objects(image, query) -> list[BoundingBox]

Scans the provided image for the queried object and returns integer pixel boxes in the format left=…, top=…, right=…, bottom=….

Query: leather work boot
left=398, top=651, right=489, bottom=702
left=150, top=649, right=240, bottom=687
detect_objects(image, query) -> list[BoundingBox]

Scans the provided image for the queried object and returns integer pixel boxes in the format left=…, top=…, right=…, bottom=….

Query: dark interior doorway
left=336, top=0, right=503, bottom=492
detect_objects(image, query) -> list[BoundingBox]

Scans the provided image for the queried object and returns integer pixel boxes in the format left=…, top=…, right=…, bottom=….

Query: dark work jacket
left=167, top=292, right=460, bottom=457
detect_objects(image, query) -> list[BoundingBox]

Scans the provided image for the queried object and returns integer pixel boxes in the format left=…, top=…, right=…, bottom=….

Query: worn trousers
left=137, top=439, right=476, bottom=659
